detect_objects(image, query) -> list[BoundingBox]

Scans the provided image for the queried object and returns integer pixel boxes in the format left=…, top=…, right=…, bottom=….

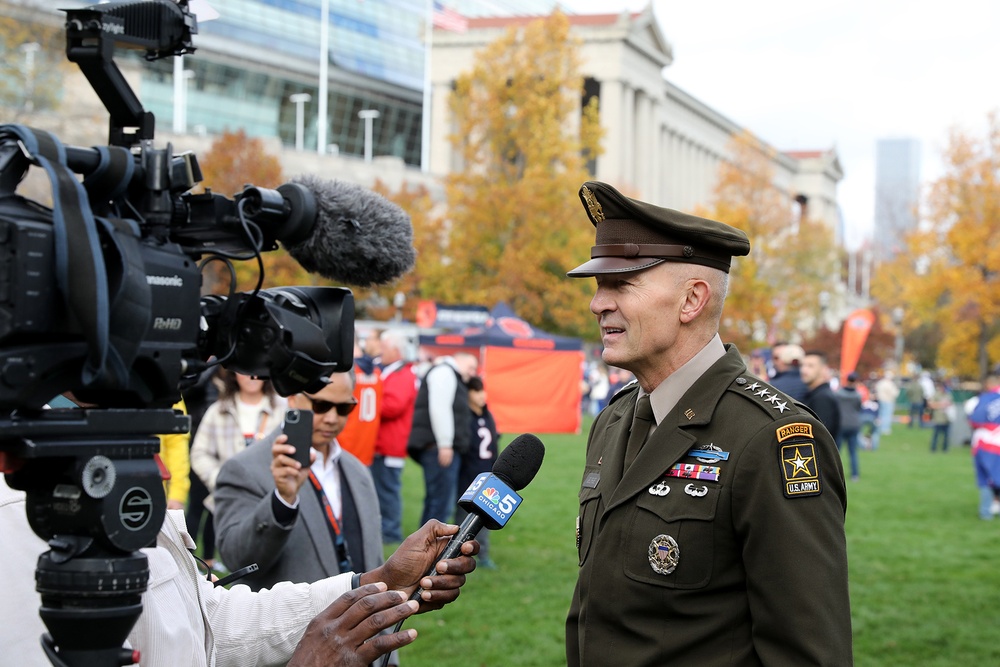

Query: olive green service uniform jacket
left=567, top=346, right=852, bottom=666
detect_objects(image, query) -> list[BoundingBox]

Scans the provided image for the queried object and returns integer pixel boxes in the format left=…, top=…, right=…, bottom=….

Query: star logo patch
left=780, top=443, right=822, bottom=498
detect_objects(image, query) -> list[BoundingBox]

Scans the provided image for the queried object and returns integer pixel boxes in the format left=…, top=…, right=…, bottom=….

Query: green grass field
left=390, top=417, right=1000, bottom=666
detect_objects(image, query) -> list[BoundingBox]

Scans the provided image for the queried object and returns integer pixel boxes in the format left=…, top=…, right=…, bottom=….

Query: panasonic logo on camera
left=146, top=275, right=184, bottom=287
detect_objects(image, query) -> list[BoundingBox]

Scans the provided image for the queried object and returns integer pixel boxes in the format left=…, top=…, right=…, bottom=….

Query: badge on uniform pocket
left=648, top=534, right=680, bottom=575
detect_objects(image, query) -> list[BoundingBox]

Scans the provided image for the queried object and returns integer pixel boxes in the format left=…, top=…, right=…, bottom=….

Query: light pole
left=171, top=55, right=196, bottom=134
left=289, top=93, right=311, bottom=151
left=358, top=109, right=380, bottom=162
left=317, top=0, right=329, bottom=155
left=818, top=290, right=831, bottom=332
left=892, top=306, right=904, bottom=369
left=20, top=42, right=40, bottom=113
left=393, top=291, right=406, bottom=322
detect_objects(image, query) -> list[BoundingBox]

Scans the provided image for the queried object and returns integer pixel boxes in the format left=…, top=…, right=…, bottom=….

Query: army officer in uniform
left=565, top=181, right=852, bottom=666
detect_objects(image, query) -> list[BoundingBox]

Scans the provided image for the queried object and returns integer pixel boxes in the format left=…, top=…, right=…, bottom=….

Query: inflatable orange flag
left=840, top=309, right=876, bottom=381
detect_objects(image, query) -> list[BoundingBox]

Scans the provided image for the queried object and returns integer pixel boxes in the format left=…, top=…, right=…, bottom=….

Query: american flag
left=433, top=1, right=468, bottom=32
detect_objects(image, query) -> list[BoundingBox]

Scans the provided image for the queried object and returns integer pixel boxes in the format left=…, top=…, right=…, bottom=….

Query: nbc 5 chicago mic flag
left=433, top=2, right=468, bottom=32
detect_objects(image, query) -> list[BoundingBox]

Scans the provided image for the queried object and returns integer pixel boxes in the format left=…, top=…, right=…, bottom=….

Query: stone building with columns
left=428, top=8, right=844, bottom=240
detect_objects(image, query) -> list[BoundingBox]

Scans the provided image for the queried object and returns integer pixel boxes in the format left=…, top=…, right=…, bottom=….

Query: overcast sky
left=561, top=0, right=1000, bottom=249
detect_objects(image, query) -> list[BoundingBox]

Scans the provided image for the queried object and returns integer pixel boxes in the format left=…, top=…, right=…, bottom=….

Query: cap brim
left=566, top=256, right=665, bottom=278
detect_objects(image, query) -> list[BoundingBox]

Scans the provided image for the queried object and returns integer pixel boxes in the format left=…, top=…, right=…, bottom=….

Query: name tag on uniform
left=583, top=472, right=600, bottom=489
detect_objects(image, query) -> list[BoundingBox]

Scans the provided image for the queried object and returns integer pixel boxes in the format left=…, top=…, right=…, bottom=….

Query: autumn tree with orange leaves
left=429, top=11, right=603, bottom=339
left=697, top=131, right=837, bottom=353
left=353, top=179, right=444, bottom=321
left=874, top=112, right=1000, bottom=380
left=0, top=11, right=68, bottom=121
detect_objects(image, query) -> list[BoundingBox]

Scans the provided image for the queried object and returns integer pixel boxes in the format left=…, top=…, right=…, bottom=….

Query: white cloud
left=562, top=0, right=1000, bottom=249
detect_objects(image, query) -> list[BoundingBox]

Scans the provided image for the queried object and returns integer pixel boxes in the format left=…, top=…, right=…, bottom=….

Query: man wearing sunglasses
left=214, top=373, right=387, bottom=606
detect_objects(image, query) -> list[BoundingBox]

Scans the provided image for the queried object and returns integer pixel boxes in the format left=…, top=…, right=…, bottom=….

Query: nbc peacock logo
left=482, top=488, right=501, bottom=504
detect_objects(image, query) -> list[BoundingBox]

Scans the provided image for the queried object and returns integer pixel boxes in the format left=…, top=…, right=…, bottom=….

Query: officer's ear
left=679, top=277, right=711, bottom=324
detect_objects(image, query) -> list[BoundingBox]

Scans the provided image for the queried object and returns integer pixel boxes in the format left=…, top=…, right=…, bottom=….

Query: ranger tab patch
left=776, top=423, right=813, bottom=442
left=779, top=442, right=822, bottom=498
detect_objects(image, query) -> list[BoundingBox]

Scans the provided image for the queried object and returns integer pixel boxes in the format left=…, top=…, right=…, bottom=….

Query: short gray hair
left=380, top=329, right=409, bottom=353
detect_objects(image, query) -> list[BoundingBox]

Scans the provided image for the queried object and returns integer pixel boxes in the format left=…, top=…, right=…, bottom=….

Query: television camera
left=0, top=2, right=369, bottom=665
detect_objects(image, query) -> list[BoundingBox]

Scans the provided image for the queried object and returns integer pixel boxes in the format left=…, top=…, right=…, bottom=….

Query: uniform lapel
left=606, top=347, right=747, bottom=512
left=607, top=409, right=696, bottom=511
left=597, top=389, right=636, bottom=512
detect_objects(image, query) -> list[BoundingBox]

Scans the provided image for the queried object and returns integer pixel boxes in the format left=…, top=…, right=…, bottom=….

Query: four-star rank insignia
left=777, top=423, right=822, bottom=498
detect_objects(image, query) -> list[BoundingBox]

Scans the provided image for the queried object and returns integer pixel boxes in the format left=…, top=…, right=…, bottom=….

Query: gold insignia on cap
left=581, top=186, right=605, bottom=222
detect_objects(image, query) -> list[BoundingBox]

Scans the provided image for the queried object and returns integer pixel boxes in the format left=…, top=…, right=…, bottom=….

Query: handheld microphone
left=283, top=174, right=416, bottom=287
left=418, top=433, right=545, bottom=589
left=380, top=433, right=545, bottom=667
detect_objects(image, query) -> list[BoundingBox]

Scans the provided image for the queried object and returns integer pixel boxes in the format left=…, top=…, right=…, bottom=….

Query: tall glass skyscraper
left=874, top=137, right=921, bottom=262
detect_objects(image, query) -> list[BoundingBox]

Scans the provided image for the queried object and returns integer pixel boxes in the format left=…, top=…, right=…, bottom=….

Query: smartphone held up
left=283, top=408, right=314, bottom=467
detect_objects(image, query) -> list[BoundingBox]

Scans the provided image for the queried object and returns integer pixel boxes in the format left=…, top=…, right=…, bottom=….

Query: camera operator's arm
left=198, top=520, right=478, bottom=666
left=125, top=509, right=352, bottom=666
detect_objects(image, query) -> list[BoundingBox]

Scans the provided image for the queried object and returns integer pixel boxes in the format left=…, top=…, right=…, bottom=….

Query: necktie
left=624, top=394, right=654, bottom=471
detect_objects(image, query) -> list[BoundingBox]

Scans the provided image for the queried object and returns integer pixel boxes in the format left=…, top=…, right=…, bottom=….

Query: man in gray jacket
left=215, top=371, right=382, bottom=589
left=215, top=371, right=400, bottom=663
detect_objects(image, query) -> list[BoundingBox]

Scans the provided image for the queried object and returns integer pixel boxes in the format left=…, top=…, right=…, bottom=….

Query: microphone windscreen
left=493, top=433, right=545, bottom=491
left=286, top=175, right=416, bottom=287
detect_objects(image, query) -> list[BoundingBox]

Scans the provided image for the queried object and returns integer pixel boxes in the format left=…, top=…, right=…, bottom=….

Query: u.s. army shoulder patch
left=778, top=429, right=822, bottom=498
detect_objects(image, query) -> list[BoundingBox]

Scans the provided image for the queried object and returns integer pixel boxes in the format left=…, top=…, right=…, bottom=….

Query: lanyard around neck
left=307, top=470, right=353, bottom=572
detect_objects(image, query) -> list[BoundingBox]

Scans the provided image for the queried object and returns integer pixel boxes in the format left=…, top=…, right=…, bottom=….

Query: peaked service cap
left=566, top=181, right=751, bottom=277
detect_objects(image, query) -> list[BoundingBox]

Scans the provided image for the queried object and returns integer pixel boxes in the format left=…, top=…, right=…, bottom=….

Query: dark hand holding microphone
left=380, top=434, right=545, bottom=666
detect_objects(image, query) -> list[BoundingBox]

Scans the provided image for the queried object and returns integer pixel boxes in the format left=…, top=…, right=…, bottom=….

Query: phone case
left=283, top=408, right=314, bottom=467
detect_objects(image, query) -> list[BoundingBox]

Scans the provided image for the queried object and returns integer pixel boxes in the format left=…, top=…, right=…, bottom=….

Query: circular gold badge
left=648, top=534, right=680, bottom=575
